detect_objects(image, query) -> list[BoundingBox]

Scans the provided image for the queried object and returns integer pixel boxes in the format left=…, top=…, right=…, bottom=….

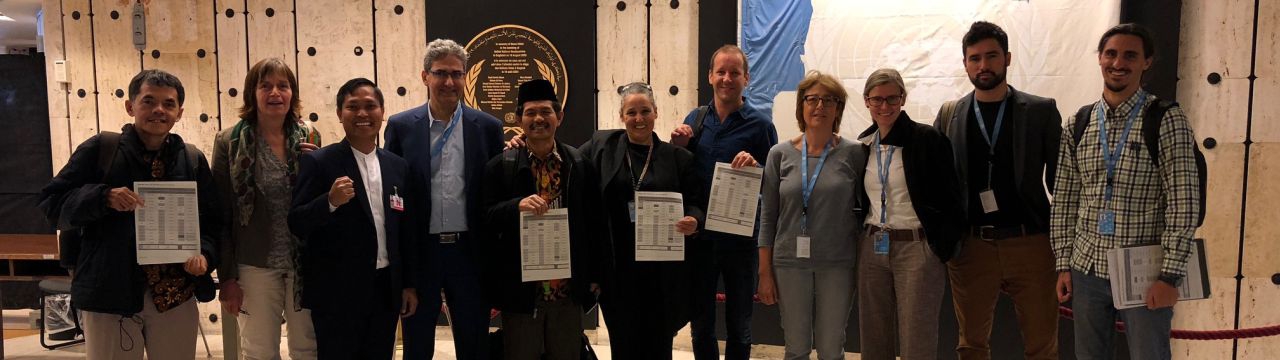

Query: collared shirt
left=528, top=145, right=570, bottom=299
left=859, top=133, right=923, bottom=229
left=1050, top=89, right=1198, bottom=278
left=429, top=101, right=468, bottom=233
left=681, top=100, right=778, bottom=248
left=345, top=146, right=390, bottom=269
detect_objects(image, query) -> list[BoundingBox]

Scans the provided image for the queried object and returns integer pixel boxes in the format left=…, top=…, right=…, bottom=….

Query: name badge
left=796, top=236, right=811, bottom=258
left=1098, top=210, right=1116, bottom=235
left=979, top=189, right=999, bottom=213
left=874, top=231, right=890, bottom=255
left=389, top=194, right=405, bottom=212
left=627, top=201, right=636, bottom=223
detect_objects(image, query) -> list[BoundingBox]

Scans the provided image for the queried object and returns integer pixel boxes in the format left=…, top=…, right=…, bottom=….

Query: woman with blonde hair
left=212, top=57, right=321, bottom=359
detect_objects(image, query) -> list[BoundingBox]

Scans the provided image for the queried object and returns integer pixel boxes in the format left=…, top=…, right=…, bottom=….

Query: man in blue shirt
left=670, top=44, right=778, bottom=360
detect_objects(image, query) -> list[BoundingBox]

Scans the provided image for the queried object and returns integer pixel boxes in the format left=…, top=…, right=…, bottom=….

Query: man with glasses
left=386, top=38, right=505, bottom=360
left=670, top=44, right=778, bottom=360
left=933, top=21, right=1062, bottom=360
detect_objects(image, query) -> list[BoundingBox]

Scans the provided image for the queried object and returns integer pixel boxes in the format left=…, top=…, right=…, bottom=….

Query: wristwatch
left=1157, top=273, right=1183, bottom=287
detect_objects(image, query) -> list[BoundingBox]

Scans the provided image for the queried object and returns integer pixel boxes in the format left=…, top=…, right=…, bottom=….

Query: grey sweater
left=759, top=137, right=867, bottom=269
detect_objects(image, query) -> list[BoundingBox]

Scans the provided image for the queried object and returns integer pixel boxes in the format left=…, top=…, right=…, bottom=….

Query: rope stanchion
left=713, top=292, right=1280, bottom=340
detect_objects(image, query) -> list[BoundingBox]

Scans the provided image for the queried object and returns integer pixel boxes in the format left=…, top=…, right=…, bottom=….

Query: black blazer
left=858, top=113, right=965, bottom=263
left=933, top=87, right=1061, bottom=229
left=481, top=143, right=611, bottom=314
left=289, top=140, right=418, bottom=313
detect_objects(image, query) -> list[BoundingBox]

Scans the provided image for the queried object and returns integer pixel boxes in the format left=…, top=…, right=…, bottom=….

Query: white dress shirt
left=861, top=139, right=924, bottom=230
left=333, top=146, right=391, bottom=269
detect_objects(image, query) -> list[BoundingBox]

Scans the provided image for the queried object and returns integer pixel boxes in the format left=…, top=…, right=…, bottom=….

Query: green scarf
left=228, top=116, right=318, bottom=226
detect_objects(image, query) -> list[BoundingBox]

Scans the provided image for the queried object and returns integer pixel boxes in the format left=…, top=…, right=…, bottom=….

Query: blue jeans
left=402, top=242, right=490, bottom=360
left=1070, top=270, right=1173, bottom=360
left=691, top=249, right=757, bottom=360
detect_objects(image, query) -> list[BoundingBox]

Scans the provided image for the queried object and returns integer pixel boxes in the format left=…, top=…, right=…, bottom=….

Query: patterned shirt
left=1049, top=89, right=1199, bottom=279
left=529, top=146, right=569, bottom=300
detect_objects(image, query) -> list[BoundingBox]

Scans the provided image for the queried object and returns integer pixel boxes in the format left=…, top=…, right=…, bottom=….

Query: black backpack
left=1070, top=100, right=1208, bottom=226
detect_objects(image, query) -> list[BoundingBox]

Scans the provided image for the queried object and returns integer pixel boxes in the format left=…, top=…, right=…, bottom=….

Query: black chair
left=38, top=279, right=83, bottom=350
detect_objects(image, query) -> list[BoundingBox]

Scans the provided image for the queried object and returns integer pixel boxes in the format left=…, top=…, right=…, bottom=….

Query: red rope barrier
left=712, top=293, right=1280, bottom=340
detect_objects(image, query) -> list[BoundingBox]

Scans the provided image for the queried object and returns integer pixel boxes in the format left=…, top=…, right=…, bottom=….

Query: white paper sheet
left=134, top=181, right=201, bottom=265
left=634, top=191, right=685, bottom=261
left=1107, top=239, right=1210, bottom=309
left=520, top=208, right=572, bottom=282
left=705, top=163, right=764, bottom=237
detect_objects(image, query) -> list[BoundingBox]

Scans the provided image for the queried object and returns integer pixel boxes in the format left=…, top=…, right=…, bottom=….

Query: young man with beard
left=1050, top=23, right=1199, bottom=360
left=933, top=21, right=1062, bottom=360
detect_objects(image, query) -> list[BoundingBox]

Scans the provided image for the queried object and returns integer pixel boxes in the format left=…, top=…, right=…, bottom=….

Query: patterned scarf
left=227, top=116, right=319, bottom=226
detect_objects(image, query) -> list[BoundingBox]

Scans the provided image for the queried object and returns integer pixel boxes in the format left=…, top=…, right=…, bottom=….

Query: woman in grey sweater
left=757, top=71, right=867, bottom=360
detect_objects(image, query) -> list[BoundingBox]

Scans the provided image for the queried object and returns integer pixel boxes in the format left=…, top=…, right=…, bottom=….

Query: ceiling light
left=0, top=12, right=15, bottom=22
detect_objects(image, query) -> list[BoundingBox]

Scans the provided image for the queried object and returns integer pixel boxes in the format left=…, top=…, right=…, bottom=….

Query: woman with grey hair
left=578, top=82, right=705, bottom=360
left=854, top=68, right=963, bottom=360
left=757, top=71, right=867, bottom=360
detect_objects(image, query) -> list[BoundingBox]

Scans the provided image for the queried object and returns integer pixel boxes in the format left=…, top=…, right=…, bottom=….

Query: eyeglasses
left=802, top=95, right=843, bottom=107
left=429, top=70, right=465, bottom=80
left=617, top=82, right=652, bottom=95
left=864, top=95, right=904, bottom=106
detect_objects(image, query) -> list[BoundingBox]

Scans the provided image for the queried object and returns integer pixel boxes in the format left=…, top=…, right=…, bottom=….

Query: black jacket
left=481, top=142, right=611, bottom=314
left=933, top=87, right=1061, bottom=230
left=39, top=125, right=220, bottom=315
left=858, top=113, right=965, bottom=263
left=288, top=141, right=418, bottom=313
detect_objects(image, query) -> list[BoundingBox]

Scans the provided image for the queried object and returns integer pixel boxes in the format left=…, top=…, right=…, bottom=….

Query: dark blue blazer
left=384, top=103, right=504, bottom=265
left=289, top=140, right=418, bottom=313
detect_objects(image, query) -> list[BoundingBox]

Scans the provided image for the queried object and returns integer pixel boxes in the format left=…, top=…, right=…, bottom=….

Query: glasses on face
left=617, top=82, right=652, bottom=94
left=429, top=70, right=465, bottom=80
left=865, top=95, right=904, bottom=107
left=802, top=95, right=843, bottom=108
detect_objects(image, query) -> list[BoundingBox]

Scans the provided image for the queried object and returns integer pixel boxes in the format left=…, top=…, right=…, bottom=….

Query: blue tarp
left=741, top=0, right=812, bottom=119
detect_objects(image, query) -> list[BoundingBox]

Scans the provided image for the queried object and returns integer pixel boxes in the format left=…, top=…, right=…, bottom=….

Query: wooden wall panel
left=1179, top=0, right=1254, bottom=80
left=92, top=0, right=141, bottom=134
left=649, top=0, right=699, bottom=138
left=44, top=0, right=71, bottom=173
left=142, top=0, right=220, bottom=156
left=1236, top=279, right=1280, bottom=359
left=215, top=0, right=248, bottom=128
left=246, top=0, right=296, bottom=71
left=1251, top=75, right=1280, bottom=143
left=596, top=0, right=648, bottom=131
left=1196, top=144, right=1245, bottom=278
left=296, top=0, right=376, bottom=145
left=1177, top=79, right=1248, bottom=144
left=62, top=0, right=98, bottom=146
left=1243, top=143, right=1280, bottom=279
left=374, top=0, right=428, bottom=117
left=1170, top=279, right=1238, bottom=359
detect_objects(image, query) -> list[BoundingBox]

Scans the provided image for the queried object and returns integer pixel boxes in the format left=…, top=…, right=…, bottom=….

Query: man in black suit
left=290, top=78, right=419, bottom=359
left=933, top=21, right=1062, bottom=360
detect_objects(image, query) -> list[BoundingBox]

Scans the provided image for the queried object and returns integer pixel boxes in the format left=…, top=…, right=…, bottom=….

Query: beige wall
left=41, top=0, right=699, bottom=173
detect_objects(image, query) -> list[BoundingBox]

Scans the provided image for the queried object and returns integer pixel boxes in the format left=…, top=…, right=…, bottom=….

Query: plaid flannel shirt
left=1049, top=89, right=1199, bottom=279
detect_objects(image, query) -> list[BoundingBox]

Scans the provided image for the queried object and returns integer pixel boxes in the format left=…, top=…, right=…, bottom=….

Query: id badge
left=796, top=236, right=811, bottom=258
left=1098, top=210, right=1116, bottom=235
left=979, top=189, right=999, bottom=213
left=874, top=231, right=890, bottom=255
left=627, top=201, right=636, bottom=223
left=389, top=194, right=405, bottom=212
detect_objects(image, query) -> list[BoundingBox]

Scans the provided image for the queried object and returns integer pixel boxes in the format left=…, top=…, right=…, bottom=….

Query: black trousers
left=312, top=268, right=400, bottom=360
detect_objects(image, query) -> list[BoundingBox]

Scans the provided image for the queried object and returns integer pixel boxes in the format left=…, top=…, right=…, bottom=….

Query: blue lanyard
left=800, top=135, right=832, bottom=234
left=973, top=97, right=1007, bottom=188
left=873, top=132, right=897, bottom=227
left=430, top=103, right=463, bottom=161
left=1096, top=91, right=1147, bottom=205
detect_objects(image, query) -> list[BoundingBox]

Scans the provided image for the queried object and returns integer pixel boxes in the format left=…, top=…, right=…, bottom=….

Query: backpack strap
left=686, top=105, right=712, bottom=150
left=1070, top=104, right=1094, bottom=157
left=937, top=100, right=960, bottom=134
left=1141, top=100, right=1177, bottom=167
left=96, top=131, right=121, bottom=182
left=503, top=148, right=520, bottom=180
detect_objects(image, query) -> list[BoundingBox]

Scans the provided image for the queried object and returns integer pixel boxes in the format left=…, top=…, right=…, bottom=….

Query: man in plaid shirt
left=1049, top=23, right=1199, bottom=360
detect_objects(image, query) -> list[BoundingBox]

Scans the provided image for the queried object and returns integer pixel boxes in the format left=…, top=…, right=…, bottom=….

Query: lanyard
left=872, top=131, right=897, bottom=228
left=625, top=140, right=654, bottom=192
left=973, top=97, right=1007, bottom=188
left=1097, top=91, right=1147, bottom=206
left=800, top=135, right=832, bottom=234
left=430, top=103, right=463, bottom=161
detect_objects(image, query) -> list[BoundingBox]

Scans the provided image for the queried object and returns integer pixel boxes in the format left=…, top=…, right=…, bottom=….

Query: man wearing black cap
left=481, top=79, right=609, bottom=360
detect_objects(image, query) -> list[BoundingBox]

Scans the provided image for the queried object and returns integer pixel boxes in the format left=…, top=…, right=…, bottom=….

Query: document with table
left=133, top=181, right=201, bottom=265
left=705, top=162, right=763, bottom=237
left=634, top=191, right=685, bottom=261
left=1107, top=239, right=1210, bottom=309
left=520, top=208, right=572, bottom=282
